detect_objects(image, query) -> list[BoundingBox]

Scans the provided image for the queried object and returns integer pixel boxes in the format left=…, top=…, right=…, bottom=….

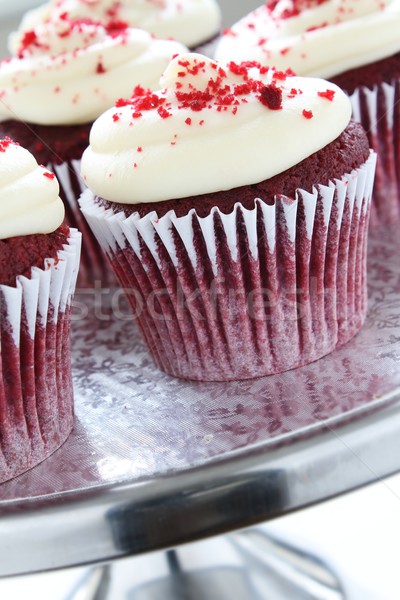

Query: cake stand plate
left=0, top=227, right=399, bottom=578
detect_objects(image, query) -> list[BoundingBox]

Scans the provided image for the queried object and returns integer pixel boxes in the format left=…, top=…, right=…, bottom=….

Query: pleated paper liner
left=51, top=158, right=116, bottom=289
left=0, top=229, right=81, bottom=483
left=350, top=78, right=400, bottom=225
left=80, top=152, right=376, bottom=382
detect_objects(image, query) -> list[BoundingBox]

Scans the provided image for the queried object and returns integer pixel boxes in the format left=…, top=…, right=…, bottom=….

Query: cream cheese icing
left=214, top=0, right=400, bottom=79
left=81, top=53, right=352, bottom=204
left=0, top=138, right=65, bottom=239
left=0, top=19, right=187, bottom=125
left=9, top=0, right=221, bottom=51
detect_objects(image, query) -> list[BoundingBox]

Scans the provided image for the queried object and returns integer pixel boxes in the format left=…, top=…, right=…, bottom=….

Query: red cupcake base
left=349, top=79, right=400, bottom=225
left=0, top=120, right=115, bottom=288
left=80, top=153, right=376, bottom=381
left=0, top=231, right=81, bottom=482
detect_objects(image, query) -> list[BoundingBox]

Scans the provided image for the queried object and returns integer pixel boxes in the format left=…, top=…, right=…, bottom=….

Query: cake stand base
left=67, top=529, right=344, bottom=600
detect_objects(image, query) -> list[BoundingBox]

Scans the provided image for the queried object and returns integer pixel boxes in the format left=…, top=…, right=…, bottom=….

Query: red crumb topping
left=259, top=84, right=282, bottom=110
left=14, top=16, right=129, bottom=58
left=108, top=57, right=338, bottom=140
left=0, top=137, right=15, bottom=152
left=318, top=89, right=335, bottom=101
left=43, top=171, right=56, bottom=179
left=96, top=61, right=106, bottom=74
left=17, top=30, right=42, bottom=58
left=104, top=20, right=129, bottom=38
left=111, top=58, right=308, bottom=126
left=306, top=21, right=328, bottom=32
left=264, top=0, right=328, bottom=19
left=231, top=0, right=331, bottom=53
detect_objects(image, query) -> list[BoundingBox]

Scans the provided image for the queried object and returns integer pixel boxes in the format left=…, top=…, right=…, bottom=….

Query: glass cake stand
left=0, top=227, right=399, bottom=598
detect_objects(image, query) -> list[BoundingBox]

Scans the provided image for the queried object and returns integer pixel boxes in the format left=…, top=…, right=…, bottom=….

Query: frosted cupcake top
left=215, top=0, right=400, bottom=79
left=81, top=53, right=352, bottom=203
left=9, top=0, right=221, bottom=50
left=0, top=138, right=64, bottom=239
left=0, top=18, right=187, bottom=125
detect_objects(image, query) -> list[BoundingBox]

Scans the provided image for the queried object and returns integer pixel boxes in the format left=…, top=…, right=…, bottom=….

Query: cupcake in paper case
left=9, top=0, right=221, bottom=54
left=0, top=17, right=187, bottom=287
left=79, top=53, right=376, bottom=382
left=0, top=137, right=81, bottom=483
left=215, top=0, right=400, bottom=226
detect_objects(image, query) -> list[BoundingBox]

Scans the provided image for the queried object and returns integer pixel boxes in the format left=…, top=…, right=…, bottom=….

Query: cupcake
left=9, top=0, right=222, bottom=52
left=0, top=17, right=187, bottom=287
left=215, top=0, right=400, bottom=225
left=79, top=53, right=376, bottom=382
left=0, top=137, right=81, bottom=483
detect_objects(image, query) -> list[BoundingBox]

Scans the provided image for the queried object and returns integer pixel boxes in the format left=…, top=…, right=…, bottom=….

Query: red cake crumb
left=97, top=120, right=369, bottom=219
left=0, top=224, right=69, bottom=287
left=0, top=137, right=15, bottom=152
left=318, top=89, right=335, bottom=101
left=259, top=84, right=283, bottom=109
left=112, top=59, right=312, bottom=129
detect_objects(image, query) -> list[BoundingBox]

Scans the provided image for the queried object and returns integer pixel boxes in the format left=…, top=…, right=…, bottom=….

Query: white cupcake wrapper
left=80, top=153, right=376, bottom=381
left=50, top=159, right=115, bottom=288
left=350, top=78, right=400, bottom=224
left=0, top=229, right=81, bottom=483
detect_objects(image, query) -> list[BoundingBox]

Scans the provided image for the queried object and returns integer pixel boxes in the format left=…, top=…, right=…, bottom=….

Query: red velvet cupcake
left=80, top=54, right=376, bottom=381
left=215, top=0, right=400, bottom=225
left=0, top=17, right=186, bottom=287
left=0, top=138, right=81, bottom=483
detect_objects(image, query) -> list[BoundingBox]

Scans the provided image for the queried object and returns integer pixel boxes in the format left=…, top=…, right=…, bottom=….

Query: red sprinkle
left=259, top=84, right=283, bottom=110
left=302, top=109, right=314, bottom=119
left=158, top=106, right=172, bottom=119
left=0, top=137, right=14, bottom=152
left=318, top=89, right=335, bottom=101
left=96, top=61, right=107, bottom=74
left=105, top=20, right=129, bottom=38
left=273, top=70, right=287, bottom=81
left=43, top=171, right=55, bottom=180
left=185, top=117, right=192, bottom=125
left=17, top=30, right=39, bottom=57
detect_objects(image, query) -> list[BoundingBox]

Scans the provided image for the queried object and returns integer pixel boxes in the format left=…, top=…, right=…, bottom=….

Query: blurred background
left=0, top=0, right=261, bottom=56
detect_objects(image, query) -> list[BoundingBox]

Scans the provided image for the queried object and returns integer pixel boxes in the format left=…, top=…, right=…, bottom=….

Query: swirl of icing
left=0, top=138, right=65, bottom=239
left=81, top=53, right=352, bottom=204
left=215, top=0, right=400, bottom=79
left=9, top=0, right=221, bottom=51
left=0, top=19, right=187, bottom=125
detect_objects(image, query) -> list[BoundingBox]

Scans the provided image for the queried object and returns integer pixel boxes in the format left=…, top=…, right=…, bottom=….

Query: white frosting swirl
left=0, top=20, right=187, bottom=125
left=215, top=0, right=400, bottom=79
left=9, top=0, right=221, bottom=50
left=81, top=53, right=352, bottom=204
left=0, top=139, right=65, bottom=239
